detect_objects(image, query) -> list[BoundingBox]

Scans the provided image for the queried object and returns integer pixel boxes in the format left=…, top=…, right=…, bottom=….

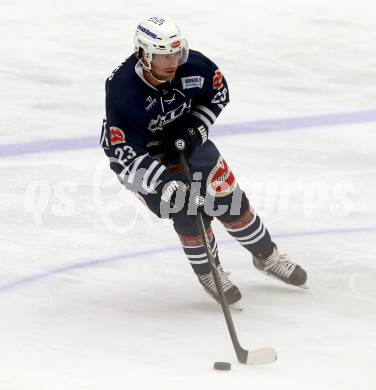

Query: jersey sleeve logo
left=213, top=69, right=224, bottom=90
left=109, top=127, right=126, bottom=145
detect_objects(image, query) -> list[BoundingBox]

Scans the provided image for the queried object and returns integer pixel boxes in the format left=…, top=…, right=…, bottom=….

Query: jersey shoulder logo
left=108, top=62, right=125, bottom=81
left=181, top=76, right=204, bottom=90
left=213, top=69, right=224, bottom=90
left=109, top=127, right=126, bottom=145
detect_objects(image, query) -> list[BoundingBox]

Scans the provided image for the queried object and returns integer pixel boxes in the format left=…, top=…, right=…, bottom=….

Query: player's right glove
left=159, top=173, right=205, bottom=218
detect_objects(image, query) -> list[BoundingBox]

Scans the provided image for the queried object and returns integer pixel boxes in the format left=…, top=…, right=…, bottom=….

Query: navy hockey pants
left=142, top=140, right=275, bottom=274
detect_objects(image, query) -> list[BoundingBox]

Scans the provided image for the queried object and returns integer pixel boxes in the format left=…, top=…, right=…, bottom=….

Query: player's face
left=150, top=52, right=180, bottom=81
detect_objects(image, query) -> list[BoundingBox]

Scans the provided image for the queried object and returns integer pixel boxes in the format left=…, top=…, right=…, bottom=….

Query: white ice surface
left=0, top=1, right=376, bottom=389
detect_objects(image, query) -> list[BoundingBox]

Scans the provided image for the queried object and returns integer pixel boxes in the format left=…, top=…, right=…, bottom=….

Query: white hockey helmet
left=134, top=17, right=189, bottom=66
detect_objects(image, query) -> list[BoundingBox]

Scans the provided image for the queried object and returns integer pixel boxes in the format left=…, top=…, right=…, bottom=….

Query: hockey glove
left=159, top=173, right=205, bottom=218
left=166, top=124, right=208, bottom=163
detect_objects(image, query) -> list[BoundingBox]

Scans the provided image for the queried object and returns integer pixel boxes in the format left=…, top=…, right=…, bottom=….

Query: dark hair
left=137, top=47, right=144, bottom=59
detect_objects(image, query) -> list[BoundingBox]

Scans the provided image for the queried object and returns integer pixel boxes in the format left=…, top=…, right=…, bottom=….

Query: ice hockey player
left=100, top=16, right=307, bottom=307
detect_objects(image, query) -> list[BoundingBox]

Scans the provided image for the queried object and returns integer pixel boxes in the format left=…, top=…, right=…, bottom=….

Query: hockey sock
left=221, top=207, right=275, bottom=259
left=178, top=228, right=220, bottom=275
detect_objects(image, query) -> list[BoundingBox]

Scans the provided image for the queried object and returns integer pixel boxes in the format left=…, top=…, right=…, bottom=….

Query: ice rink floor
left=1, top=1, right=375, bottom=389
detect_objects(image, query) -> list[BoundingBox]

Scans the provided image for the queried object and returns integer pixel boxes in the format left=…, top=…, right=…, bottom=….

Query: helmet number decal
left=148, top=17, right=165, bottom=25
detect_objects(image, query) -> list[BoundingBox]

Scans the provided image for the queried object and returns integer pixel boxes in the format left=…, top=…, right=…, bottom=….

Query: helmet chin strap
left=148, top=69, right=169, bottom=84
left=138, top=58, right=168, bottom=84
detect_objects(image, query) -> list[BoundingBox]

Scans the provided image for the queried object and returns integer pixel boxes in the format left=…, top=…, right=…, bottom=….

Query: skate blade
left=260, top=270, right=309, bottom=290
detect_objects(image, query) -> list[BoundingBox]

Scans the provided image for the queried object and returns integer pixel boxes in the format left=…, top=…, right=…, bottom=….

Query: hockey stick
left=177, top=148, right=277, bottom=365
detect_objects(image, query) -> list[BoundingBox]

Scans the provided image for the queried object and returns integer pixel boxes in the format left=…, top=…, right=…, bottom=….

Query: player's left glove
left=166, top=123, right=208, bottom=162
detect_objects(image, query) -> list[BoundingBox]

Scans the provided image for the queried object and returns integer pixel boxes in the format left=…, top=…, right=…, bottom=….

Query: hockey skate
left=253, top=247, right=308, bottom=288
left=197, top=264, right=242, bottom=310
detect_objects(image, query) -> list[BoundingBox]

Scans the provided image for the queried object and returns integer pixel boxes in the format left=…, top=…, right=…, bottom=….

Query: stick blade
left=229, top=301, right=243, bottom=311
left=246, top=347, right=277, bottom=365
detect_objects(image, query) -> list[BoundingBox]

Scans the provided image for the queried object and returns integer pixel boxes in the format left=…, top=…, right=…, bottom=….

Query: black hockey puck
left=214, top=361, right=231, bottom=371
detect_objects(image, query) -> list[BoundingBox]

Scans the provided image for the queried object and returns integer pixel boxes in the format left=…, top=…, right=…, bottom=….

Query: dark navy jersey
left=100, top=49, right=230, bottom=197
